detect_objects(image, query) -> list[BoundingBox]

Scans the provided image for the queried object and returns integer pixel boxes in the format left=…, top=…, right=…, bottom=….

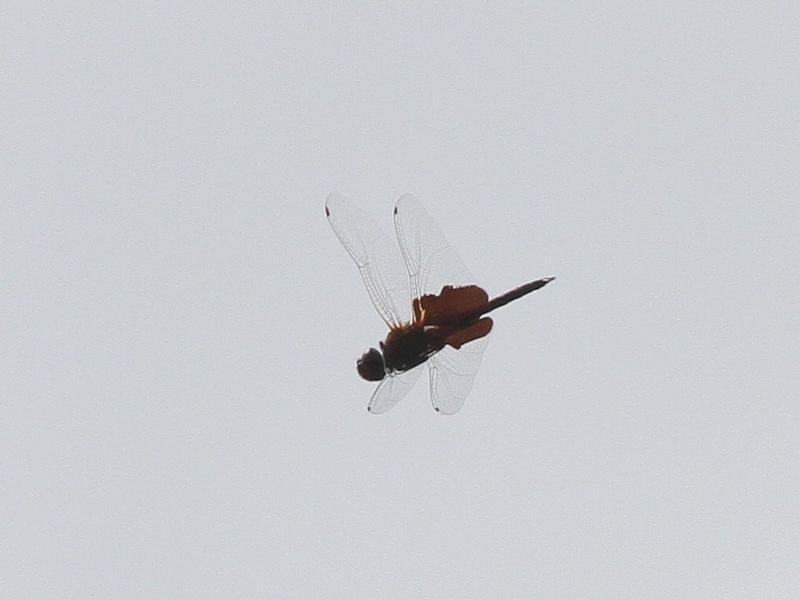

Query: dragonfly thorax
left=381, top=325, right=445, bottom=374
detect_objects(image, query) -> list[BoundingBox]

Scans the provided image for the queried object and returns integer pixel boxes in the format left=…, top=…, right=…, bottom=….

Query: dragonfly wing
left=428, top=336, right=489, bottom=415
left=394, top=194, right=490, bottom=413
left=393, top=193, right=474, bottom=300
left=326, top=193, right=411, bottom=328
left=367, top=364, right=424, bottom=414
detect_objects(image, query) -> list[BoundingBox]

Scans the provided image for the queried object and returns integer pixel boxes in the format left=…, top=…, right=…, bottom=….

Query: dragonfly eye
left=357, top=347, right=386, bottom=382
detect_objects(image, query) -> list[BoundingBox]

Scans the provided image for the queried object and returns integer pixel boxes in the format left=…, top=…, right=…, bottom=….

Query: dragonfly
left=325, top=192, right=554, bottom=415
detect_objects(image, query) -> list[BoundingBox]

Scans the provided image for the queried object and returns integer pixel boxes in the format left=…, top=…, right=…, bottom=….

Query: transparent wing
left=367, top=364, right=424, bottom=414
left=428, top=337, right=489, bottom=414
left=393, top=194, right=490, bottom=414
left=393, top=193, right=474, bottom=300
left=326, top=193, right=411, bottom=328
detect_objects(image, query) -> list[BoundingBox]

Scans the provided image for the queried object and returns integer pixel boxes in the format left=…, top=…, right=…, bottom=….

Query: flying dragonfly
left=325, top=193, right=554, bottom=414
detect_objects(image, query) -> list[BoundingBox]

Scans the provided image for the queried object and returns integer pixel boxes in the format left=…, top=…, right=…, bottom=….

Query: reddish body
left=380, top=278, right=553, bottom=374
left=325, top=191, right=555, bottom=414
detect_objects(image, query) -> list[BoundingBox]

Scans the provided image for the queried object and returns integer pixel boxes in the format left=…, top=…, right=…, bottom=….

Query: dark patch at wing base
left=413, top=285, right=489, bottom=326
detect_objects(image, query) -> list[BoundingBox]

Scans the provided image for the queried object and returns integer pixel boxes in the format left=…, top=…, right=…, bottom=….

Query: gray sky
left=3, top=3, right=799, bottom=598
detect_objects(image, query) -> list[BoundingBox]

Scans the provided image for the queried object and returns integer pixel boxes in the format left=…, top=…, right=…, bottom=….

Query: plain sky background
left=3, top=2, right=799, bottom=598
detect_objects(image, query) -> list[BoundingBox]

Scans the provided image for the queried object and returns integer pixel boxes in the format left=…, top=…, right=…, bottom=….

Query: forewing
left=326, top=193, right=411, bottom=327
left=393, top=194, right=491, bottom=413
left=367, top=364, right=424, bottom=414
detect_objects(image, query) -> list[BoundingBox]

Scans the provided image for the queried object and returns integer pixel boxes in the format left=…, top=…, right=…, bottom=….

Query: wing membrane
left=393, top=194, right=474, bottom=301
left=326, top=193, right=411, bottom=327
left=393, top=194, right=490, bottom=414
left=428, top=337, right=489, bottom=414
left=367, top=364, right=424, bottom=414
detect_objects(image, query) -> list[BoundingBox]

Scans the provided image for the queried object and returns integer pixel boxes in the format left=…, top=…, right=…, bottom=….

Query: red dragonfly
left=325, top=193, right=554, bottom=414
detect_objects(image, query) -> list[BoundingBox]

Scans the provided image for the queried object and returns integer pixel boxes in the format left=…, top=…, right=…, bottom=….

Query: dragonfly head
left=357, top=347, right=386, bottom=381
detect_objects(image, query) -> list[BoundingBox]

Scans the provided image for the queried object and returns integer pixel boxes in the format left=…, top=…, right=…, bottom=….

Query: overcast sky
left=3, top=3, right=799, bottom=598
